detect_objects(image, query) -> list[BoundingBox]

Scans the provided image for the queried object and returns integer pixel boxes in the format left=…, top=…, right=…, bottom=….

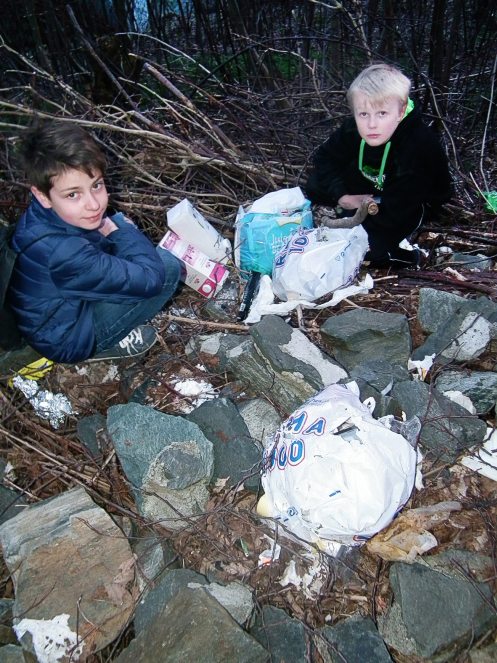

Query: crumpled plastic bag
left=272, top=225, right=369, bottom=302
left=259, top=383, right=417, bottom=551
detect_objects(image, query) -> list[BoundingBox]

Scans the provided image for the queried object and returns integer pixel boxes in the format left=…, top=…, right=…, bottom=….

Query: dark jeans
left=92, top=248, right=181, bottom=353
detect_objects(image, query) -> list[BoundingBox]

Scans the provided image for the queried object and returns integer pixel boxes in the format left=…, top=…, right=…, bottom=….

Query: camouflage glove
left=320, top=199, right=379, bottom=229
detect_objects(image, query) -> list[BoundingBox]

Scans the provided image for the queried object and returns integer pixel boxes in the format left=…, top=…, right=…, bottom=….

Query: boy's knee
left=158, top=250, right=182, bottom=290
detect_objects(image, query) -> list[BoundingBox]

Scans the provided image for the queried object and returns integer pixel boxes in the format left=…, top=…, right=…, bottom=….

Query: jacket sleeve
left=47, top=224, right=166, bottom=302
left=365, top=132, right=451, bottom=239
left=305, top=121, right=356, bottom=205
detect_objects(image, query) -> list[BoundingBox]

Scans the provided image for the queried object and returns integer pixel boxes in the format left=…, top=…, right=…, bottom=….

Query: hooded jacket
left=8, top=198, right=166, bottom=363
left=305, top=104, right=452, bottom=245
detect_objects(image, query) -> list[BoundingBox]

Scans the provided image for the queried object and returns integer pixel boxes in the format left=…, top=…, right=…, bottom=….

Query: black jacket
left=305, top=105, right=452, bottom=245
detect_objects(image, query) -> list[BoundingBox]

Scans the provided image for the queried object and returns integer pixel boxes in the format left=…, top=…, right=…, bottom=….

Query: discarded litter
left=158, top=230, right=229, bottom=298
left=366, top=501, right=462, bottom=562
left=13, top=375, right=75, bottom=428
left=482, top=190, right=497, bottom=214
left=272, top=225, right=369, bottom=302
left=244, top=273, right=373, bottom=324
left=460, top=427, right=497, bottom=481
left=234, top=187, right=313, bottom=276
left=258, top=383, right=417, bottom=552
left=166, top=198, right=232, bottom=263
left=257, top=535, right=281, bottom=567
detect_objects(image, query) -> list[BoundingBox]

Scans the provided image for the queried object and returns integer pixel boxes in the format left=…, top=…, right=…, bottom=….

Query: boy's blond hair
left=346, top=64, right=411, bottom=109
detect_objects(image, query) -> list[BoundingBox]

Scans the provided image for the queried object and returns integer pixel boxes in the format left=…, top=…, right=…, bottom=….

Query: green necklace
left=358, top=139, right=391, bottom=191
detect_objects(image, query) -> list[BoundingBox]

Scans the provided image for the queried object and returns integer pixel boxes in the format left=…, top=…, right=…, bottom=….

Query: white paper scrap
left=14, top=614, right=83, bottom=663
left=460, top=428, right=497, bottom=481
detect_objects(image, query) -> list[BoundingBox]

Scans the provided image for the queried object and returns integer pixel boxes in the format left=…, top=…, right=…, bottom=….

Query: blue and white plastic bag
left=234, top=187, right=313, bottom=276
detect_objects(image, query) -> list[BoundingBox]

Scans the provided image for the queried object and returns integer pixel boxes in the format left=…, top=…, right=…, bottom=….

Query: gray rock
left=117, top=588, right=268, bottom=663
left=434, top=369, right=497, bottom=414
left=76, top=413, right=107, bottom=457
left=321, top=309, right=411, bottom=372
left=107, top=403, right=213, bottom=527
left=0, top=644, right=28, bottom=662
left=417, top=288, right=497, bottom=334
left=315, top=615, right=392, bottom=663
left=134, top=568, right=208, bottom=634
left=186, top=316, right=346, bottom=415
left=0, top=487, right=136, bottom=661
left=250, top=605, right=307, bottom=662
left=250, top=315, right=347, bottom=392
left=0, top=485, right=27, bottom=526
left=0, top=599, right=16, bottom=646
left=469, top=642, right=497, bottom=662
left=413, top=310, right=495, bottom=363
left=187, top=398, right=261, bottom=490
left=238, top=398, right=282, bottom=448
left=188, top=581, right=253, bottom=625
left=378, top=551, right=497, bottom=661
left=447, top=253, right=494, bottom=271
left=392, top=380, right=486, bottom=462
left=0, top=345, right=42, bottom=374
left=349, top=359, right=410, bottom=418
left=132, top=534, right=166, bottom=592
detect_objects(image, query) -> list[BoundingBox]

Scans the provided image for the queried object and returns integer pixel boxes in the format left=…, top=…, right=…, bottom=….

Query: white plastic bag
left=248, top=186, right=308, bottom=215
left=272, top=225, right=368, bottom=302
left=260, top=383, right=417, bottom=551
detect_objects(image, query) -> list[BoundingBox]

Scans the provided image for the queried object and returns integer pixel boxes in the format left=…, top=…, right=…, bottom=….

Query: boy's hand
left=98, top=217, right=118, bottom=236
left=338, top=194, right=373, bottom=210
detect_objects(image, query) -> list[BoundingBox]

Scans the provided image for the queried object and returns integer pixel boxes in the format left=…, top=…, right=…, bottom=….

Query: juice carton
left=159, top=230, right=229, bottom=298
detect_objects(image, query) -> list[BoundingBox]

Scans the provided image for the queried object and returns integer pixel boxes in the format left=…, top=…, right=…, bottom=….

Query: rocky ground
left=0, top=219, right=497, bottom=662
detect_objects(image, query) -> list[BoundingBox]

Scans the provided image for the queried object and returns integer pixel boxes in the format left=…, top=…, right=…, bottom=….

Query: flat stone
left=132, top=534, right=166, bottom=592
left=188, top=581, right=253, bottom=625
left=379, top=551, right=497, bottom=661
left=187, top=398, right=261, bottom=490
left=447, top=253, right=494, bottom=271
left=0, top=345, right=42, bottom=374
left=417, top=288, right=470, bottom=334
left=315, top=615, right=392, bottom=662
left=469, top=642, right=497, bottom=663
left=250, top=315, right=347, bottom=391
left=0, top=644, right=28, bottom=662
left=186, top=316, right=347, bottom=415
left=134, top=568, right=208, bottom=634
left=321, top=309, right=411, bottom=371
left=0, top=485, right=27, bottom=526
left=392, top=380, right=486, bottom=462
left=435, top=369, right=497, bottom=414
left=76, top=413, right=107, bottom=458
left=107, top=403, right=213, bottom=527
left=117, top=588, right=268, bottom=663
left=250, top=605, right=307, bottom=661
left=237, top=398, right=282, bottom=448
left=0, top=487, right=136, bottom=661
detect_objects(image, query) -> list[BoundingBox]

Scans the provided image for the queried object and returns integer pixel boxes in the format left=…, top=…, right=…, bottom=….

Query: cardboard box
left=159, top=230, right=229, bottom=298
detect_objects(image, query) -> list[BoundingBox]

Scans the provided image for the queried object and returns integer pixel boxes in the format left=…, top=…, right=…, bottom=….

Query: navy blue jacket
left=8, top=198, right=166, bottom=362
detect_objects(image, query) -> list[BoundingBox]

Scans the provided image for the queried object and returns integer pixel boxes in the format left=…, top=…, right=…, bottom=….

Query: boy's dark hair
left=18, top=120, right=107, bottom=195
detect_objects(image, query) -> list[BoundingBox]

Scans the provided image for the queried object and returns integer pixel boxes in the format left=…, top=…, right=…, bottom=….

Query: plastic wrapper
left=260, top=383, right=417, bottom=551
left=272, top=225, right=369, bottom=302
left=234, top=187, right=313, bottom=276
left=13, top=376, right=75, bottom=428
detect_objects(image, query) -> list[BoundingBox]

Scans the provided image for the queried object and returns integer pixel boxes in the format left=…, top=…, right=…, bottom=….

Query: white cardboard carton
left=159, top=230, right=229, bottom=298
left=167, top=198, right=231, bottom=264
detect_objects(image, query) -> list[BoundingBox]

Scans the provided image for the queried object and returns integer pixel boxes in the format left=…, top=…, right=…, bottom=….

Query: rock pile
left=0, top=285, right=496, bottom=662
